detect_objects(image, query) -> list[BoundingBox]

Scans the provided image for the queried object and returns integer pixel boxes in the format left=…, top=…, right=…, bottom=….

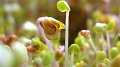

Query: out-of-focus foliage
left=0, top=0, right=120, bottom=44
left=0, top=0, right=120, bottom=67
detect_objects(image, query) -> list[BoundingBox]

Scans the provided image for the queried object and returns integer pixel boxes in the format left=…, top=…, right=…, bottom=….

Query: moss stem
left=89, top=35, right=97, bottom=53
left=106, top=31, right=110, bottom=58
left=65, top=11, right=69, bottom=67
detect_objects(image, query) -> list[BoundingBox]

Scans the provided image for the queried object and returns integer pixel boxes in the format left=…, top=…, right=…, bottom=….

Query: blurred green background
left=0, top=0, right=120, bottom=44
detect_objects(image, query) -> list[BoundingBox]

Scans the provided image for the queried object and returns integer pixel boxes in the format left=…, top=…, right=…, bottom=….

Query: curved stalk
left=36, top=18, right=52, bottom=49
left=36, top=18, right=57, bottom=67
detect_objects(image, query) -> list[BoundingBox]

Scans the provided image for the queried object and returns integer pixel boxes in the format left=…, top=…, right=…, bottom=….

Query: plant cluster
left=0, top=0, right=120, bottom=67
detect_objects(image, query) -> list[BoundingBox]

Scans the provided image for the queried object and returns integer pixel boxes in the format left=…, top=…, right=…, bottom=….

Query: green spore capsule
left=74, top=36, right=85, bottom=47
left=103, top=58, right=111, bottom=65
left=96, top=51, right=106, bottom=61
left=69, top=44, right=80, bottom=53
left=110, top=47, right=119, bottom=59
left=106, top=19, right=116, bottom=31
left=75, top=60, right=87, bottom=67
left=57, top=0, right=70, bottom=12
left=31, top=38, right=48, bottom=52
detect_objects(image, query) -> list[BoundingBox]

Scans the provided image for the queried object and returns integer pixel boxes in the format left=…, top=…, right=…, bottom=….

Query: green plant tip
left=96, top=51, right=106, bottom=61
left=74, top=36, right=85, bottom=47
left=57, top=1, right=70, bottom=12
left=76, top=60, right=87, bottom=67
left=31, top=37, right=48, bottom=51
left=110, top=47, right=119, bottom=59
left=103, top=58, right=111, bottom=65
left=31, top=37, right=40, bottom=45
left=106, top=19, right=116, bottom=31
left=69, top=44, right=80, bottom=53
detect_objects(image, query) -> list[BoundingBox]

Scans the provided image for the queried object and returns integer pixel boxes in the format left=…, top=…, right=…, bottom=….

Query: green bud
left=57, top=1, right=70, bottom=12
left=75, top=62, right=81, bottom=67
left=74, top=36, right=85, bottom=47
left=31, top=37, right=40, bottom=46
left=69, top=44, right=80, bottom=53
left=31, top=38, right=48, bottom=51
left=76, top=61, right=87, bottom=67
left=110, top=47, right=119, bottom=59
left=96, top=51, right=106, bottom=61
left=116, top=41, right=120, bottom=50
left=103, top=58, right=111, bottom=65
left=106, top=19, right=116, bottom=31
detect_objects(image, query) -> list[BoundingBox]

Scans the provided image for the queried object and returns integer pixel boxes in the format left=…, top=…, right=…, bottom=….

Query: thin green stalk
left=65, top=11, right=69, bottom=67
left=106, top=31, right=110, bottom=58
left=89, top=35, right=97, bottom=53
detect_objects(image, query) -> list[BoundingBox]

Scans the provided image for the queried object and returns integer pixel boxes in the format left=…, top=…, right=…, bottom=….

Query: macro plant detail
left=0, top=0, right=120, bottom=67
left=57, top=0, right=70, bottom=67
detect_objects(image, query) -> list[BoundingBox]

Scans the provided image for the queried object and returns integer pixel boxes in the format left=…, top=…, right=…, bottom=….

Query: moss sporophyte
left=57, top=0, right=70, bottom=67
left=0, top=0, right=120, bottom=67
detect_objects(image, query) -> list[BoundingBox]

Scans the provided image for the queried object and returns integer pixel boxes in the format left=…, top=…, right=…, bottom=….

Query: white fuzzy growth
left=23, top=21, right=38, bottom=31
left=95, top=23, right=107, bottom=27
